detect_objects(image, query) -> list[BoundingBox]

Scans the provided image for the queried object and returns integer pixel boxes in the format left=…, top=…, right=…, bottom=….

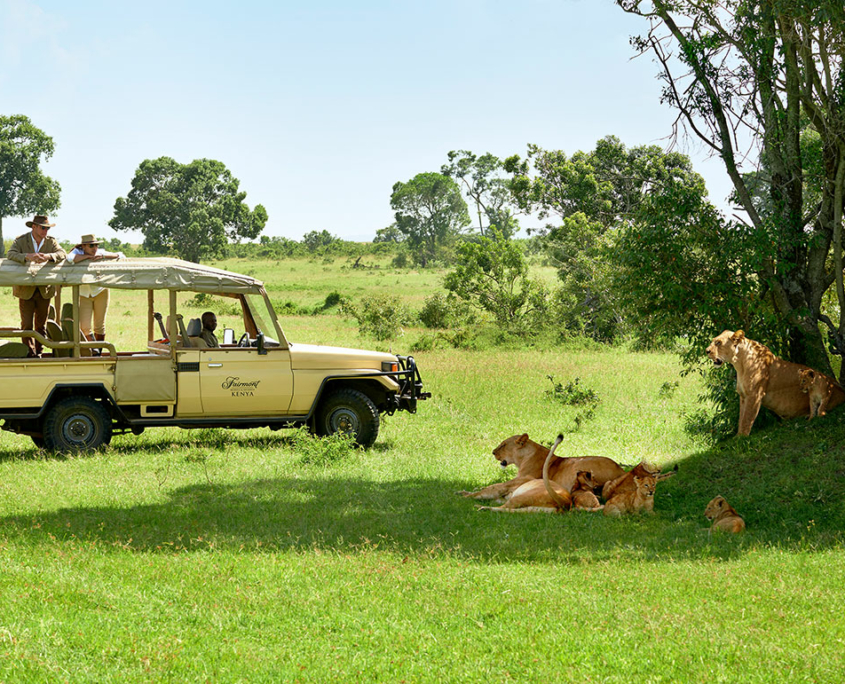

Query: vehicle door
left=198, top=345, right=293, bottom=416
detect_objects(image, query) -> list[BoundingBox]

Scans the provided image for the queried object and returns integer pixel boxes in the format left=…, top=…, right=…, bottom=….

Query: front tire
left=315, top=388, right=380, bottom=448
left=43, top=397, right=112, bottom=453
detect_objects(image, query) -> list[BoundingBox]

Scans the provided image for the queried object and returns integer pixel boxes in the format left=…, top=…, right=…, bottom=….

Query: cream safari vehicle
left=0, top=257, right=429, bottom=451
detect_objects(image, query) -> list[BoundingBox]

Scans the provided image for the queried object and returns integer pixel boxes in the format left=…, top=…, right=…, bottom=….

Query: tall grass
left=0, top=257, right=843, bottom=682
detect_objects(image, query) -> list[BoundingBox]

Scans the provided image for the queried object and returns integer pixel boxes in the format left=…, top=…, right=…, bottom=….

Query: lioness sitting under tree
left=705, top=330, right=845, bottom=435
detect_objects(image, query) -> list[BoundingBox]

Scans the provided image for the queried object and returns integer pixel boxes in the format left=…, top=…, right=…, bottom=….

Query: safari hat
left=26, top=215, right=55, bottom=228
left=75, top=234, right=101, bottom=249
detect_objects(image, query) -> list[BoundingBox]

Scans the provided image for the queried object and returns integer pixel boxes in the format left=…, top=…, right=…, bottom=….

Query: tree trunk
left=0, top=215, right=5, bottom=258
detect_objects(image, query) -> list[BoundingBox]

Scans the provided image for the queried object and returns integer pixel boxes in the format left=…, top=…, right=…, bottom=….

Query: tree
left=0, top=115, right=61, bottom=257
left=390, top=172, right=470, bottom=267
left=441, top=150, right=520, bottom=238
left=302, top=229, right=338, bottom=252
left=373, top=223, right=405, bottom=243
left=504, top=138, right=706, bottom=341
left=110, top=157, right=267, bottom=263
left=617, top=0, right=845, bottom=377
left=444, top=229, right=548, bottom=329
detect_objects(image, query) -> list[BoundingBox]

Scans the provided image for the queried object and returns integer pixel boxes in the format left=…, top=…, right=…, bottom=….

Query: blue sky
left=1, top=0, right=733, bottom=244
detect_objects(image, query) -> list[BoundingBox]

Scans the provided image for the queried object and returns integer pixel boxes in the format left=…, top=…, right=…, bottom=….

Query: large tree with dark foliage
left=110, top=157, right=267, bottom=263
left=617, top=0, right=845, bottom=377
left=0, top=115, right=61, bottom=257
left=390, top=172, right=470, bottom=267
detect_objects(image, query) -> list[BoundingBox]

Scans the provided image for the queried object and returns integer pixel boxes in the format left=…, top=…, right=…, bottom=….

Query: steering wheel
left=237, top=332, right=250, bottom=347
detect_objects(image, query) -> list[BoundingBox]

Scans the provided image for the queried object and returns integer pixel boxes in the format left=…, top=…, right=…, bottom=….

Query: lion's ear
left=516, top=433, right=529, bottom=447
left=732, top=330, right=745, bottom=342
left=807, top=370, right=816, bottom=379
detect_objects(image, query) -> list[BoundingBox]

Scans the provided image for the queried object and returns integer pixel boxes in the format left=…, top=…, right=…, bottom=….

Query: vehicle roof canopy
left=0, top=257, right=265, bottom=295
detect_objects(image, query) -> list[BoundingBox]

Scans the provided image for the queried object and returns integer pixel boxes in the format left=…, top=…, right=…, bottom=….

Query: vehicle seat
left=60, top=317, right=92, bottom=357
left=185, top=318, right=208, bottom=348
left=165, top=314, right=192, bottom=347
left=0, top=341, right=31, bottom=358
left=46, top=320, right=69, bottom=357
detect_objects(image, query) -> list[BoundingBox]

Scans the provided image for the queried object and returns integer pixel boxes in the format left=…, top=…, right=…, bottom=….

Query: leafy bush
left=322, top=291, right=343, bottom=309
left=275, top=300, right=311, bottom=316
left=287, top=427, right=360, bottom=466
left=410, top=328, right=476, bottom=352
left=682, top=367, right=778, bottom=443
left=347, top=294, right=414, bottom=340
left=189, top=292, right=214, bottom=308
left=418, top=293, right=475, bottom=329
left=444, top=230, right=549, bottom=331
left=544, top=375, right=600, bottom=406
left=658, top=381, right=680, bottom=398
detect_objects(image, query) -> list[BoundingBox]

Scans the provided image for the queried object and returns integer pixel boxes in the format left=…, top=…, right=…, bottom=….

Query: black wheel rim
left=63, top=413, right=97, bottom=446
left=328, top=407, right=359, bottom=435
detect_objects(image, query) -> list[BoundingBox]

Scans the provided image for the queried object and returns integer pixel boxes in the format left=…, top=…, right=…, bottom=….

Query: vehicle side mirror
left=257, top=331, right=267, bottom=355
left=222, top=328, right=235, bottom=345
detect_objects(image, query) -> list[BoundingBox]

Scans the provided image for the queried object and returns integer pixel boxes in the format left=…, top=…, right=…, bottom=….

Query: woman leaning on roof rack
left=66, top=234, right=125, bottom=354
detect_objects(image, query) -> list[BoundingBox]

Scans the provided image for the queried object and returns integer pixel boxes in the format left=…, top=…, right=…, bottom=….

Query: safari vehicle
left=0, top=257, right=428, bottom=451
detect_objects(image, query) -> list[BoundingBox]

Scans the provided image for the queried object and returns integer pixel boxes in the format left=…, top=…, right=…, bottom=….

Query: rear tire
left=315, top=388, right=380, bottom=448
left=43, top=396, right=112, bottom=453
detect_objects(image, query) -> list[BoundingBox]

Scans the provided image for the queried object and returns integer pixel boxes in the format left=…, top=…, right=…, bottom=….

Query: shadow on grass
left=0, top=430, right=308, bottom=462
left=1, top=411, right=844, bottom=564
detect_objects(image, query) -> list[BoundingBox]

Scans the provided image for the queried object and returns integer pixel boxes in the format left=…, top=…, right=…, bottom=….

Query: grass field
left=0, top=256, right=844, bottom=682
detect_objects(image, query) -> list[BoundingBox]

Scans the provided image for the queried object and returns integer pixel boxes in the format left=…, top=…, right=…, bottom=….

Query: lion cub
left=603, top=475, right=656, bottom=517
left=571, top=471, right=603, bottom=511
left=704, top=495, right=745, bottom=533
left=798, top=368, right=834, bottom=419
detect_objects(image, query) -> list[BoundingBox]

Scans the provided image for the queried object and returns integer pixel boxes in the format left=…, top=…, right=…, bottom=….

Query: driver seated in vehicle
left=200, top=311, right=220, bottom=348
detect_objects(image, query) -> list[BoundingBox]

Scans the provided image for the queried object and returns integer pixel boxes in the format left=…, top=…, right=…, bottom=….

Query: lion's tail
left=542, top=434, right=571, bottom=511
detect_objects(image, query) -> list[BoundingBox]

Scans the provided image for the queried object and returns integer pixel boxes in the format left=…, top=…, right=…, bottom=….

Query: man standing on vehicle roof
left=7, top=215, right=67, bottom=357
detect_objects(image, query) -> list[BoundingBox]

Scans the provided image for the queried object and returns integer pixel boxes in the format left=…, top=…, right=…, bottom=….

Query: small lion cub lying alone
left=704, top=495, right=745, bottom=534
left=603, top=475, right=656, bottom=517
left=798, top=368, right=835, bottom=419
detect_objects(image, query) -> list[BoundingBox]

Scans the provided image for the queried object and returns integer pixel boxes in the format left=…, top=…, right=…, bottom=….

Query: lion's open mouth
left=500, top=460, right=508, bottom=467
left=712, top=358, right=723, bottom=367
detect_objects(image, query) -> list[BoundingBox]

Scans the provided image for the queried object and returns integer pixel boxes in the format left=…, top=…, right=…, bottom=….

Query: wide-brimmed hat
left=26, top=215, right=55, bottom=228
left=76, top=234, right=101, bottom=248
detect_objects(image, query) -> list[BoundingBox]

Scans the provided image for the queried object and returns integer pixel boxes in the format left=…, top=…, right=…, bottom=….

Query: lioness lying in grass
left=459, top=433, right=626, bottom=513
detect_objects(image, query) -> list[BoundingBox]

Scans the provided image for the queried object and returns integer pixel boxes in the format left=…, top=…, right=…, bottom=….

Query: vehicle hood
left=288, top=342, right=396, bottom=370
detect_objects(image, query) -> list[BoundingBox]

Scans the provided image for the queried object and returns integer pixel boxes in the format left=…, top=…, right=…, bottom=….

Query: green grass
left=0, top=257, right=844, bottom=681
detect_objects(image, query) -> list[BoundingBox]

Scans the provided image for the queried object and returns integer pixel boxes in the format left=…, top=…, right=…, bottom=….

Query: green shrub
left=682, top=367, right=777, bottom=443
left=544, top=375, right=600, bottom=406
left=347, top=294, right=414, bottom=340
left=418, top=293, right=475, bottom=329
left=189, top=292, right=214, bottom=308
left=287, top=426, right=360, bottom=466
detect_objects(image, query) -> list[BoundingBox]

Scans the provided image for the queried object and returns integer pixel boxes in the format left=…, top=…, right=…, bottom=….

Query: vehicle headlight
left=382, top=361, right=399, bottom=373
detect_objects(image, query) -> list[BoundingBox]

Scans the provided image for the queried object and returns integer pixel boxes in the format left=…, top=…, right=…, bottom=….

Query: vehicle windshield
left=244, top=293, right=280, bottom=345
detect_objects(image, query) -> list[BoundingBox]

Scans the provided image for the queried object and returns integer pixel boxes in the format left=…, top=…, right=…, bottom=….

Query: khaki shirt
left=199, top=329, right=219, bottom=348
left=7, top=232, right=67, bottom=299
